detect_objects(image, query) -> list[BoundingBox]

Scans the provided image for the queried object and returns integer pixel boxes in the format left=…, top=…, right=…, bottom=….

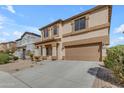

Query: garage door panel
left=65, top=43, right=101, bottom=61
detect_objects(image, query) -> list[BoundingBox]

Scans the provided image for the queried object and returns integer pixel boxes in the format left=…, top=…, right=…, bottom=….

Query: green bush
left=0, top=52, right=10, bottom=64
left=104, top=45, right=124, bottom=83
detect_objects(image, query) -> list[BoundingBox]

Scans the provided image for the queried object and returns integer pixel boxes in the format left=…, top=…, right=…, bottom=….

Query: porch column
left=42, top=45, right=46, bottom=57
left=52, top=43, right=57, bottom=57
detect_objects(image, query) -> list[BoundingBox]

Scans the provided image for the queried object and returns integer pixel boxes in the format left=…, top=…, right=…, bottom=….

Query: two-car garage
left=65, top=43, right=102, bottom=61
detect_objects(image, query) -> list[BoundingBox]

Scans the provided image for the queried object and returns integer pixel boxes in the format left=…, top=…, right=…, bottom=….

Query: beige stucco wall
left=88, top=8, right=108, bottom=27
left=41, top=23, right=62, bottom=41
left=62, top=22, right=72, bottom=35
left=62, top=28, right=109, bottom=43
left=58, top=24, right=63, bottom=38
left=62, top=48, right=65, bottom=58
left=57, top=42, right=63, bottom=60
left=102, top=45, right=109, bottom=60
left=62, top=7, right=109, bottom=35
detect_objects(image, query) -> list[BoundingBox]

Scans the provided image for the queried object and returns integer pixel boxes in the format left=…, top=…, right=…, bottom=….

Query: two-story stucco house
left=35, top=5, right=112, bottom=61
left=15, top=32, right=41, bottom=59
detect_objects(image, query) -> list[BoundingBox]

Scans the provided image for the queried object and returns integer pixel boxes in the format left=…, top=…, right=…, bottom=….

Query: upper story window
left=44, top=29, right=49, bottom=38
left=74, top=17, right=86, bottom=31
left=53, top=26, right=58, bottom=35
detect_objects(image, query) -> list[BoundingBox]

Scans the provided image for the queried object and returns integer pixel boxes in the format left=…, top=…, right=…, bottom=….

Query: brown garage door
left=65, top=43, right=101, bottom=61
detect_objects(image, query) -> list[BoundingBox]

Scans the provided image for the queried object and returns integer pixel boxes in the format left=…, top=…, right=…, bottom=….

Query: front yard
left=0, top=59, right=39, bottom=73
left=0, top=52, right=38, bottom=73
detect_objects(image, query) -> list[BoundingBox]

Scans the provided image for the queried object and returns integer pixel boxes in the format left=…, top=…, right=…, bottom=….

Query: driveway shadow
left=88, top=66, right=121, bottom=87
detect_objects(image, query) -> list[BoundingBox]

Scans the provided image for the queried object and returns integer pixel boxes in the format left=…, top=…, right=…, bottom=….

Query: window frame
left=52, top=25, right=59, bottom=36
left=44, top=29, right=49, bottom=38
left=53, top=26, right=58, bottom=35
left=74, top=17, right=86, bottom=31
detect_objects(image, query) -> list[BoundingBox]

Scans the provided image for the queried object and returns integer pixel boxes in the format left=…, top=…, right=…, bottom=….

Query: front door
left=22, top=48, right=26, bottom=60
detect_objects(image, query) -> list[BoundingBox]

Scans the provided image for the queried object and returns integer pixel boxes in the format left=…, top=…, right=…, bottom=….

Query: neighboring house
left=6, top=41, right=16, bottom=52
left=15, top=32, right=41, bottom=59
left=35, top=5, right=112, bottom=61
left=0, top=43, right=7, bottom=52
left=0, top=41, right=16, bottom=52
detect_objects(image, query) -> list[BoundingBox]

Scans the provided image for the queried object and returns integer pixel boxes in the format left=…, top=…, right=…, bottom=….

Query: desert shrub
left=5, top=49, right=14, bottom=54
left=8, top=53, right=15, bottom=60
left=0, top=52, right=10, bottom=64
left=104, top=45, right=124, bottom=83
left=29, top=53, right=34, bottom=61
left=13, top=56, right=19, bottom=61
left=34, top=56, right=40, bottom=62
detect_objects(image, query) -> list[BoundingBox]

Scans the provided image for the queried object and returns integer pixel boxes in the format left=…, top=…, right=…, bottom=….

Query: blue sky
left=0, top=5, right=124, bottom=46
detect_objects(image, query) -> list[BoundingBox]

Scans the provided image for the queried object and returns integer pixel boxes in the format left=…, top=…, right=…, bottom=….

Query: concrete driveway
left=0, top=61, right=100, bottom=88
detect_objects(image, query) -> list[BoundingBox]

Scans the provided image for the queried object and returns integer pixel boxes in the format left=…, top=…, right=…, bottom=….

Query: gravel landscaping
left=0, top=59, right=39, bottom=73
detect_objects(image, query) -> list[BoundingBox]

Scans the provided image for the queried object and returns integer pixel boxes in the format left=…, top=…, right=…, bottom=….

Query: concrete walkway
left=0, top=61, right=100, bottom=88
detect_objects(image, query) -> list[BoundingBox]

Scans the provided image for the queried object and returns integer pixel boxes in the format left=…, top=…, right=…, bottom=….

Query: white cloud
left=0, top=25, right=3, bottom=29
left=49, top=18, right=55, bottom=22
left=79, top=7, right=83, bottom=10
left=119, top=37, right=124, bottom=40
left=13, top=31, right=23, bottom=38
left=0, top=31, right=10, bottom=38
left=111, top=36, right=124, bottom=46
left=0, top=38, right=7, bottom=43
left=0, top=14, right=40, bottom=42
left=4, top=5, right=16, bottom=14
left=0, top=14, right=14, bottom=29
left=0, top=14, right=6, bottom=22
left=114, top=24, right=124, bottom=33
left=1, top=32, right=10, bottom=36
left=0, top=14, right=6, bottom=29
left=1, top=6, right=25, bottom=17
